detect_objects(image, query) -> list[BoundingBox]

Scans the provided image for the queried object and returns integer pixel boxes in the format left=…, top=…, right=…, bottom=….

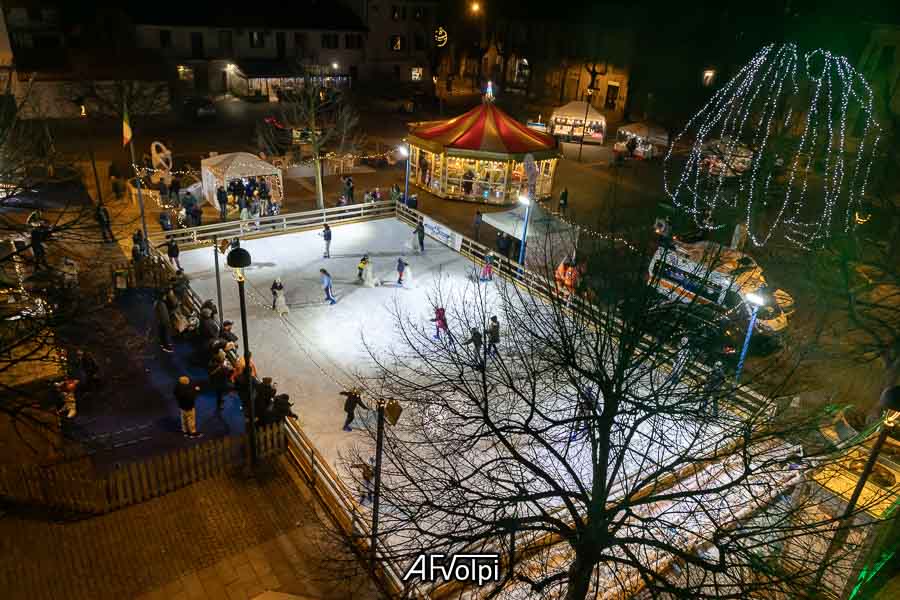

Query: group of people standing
left=215, top=176, right=277, bottom=222
left=429, top=307, right=503, bottom=369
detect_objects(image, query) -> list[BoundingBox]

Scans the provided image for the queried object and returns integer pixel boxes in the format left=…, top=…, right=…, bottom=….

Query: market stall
left=200, top=152, right=284, bottom=212
left=549, top=101, right=607, bottom=144
left=614, top=122, right=669, bottom=159
left=407, top=102, right=560, bottom=205
left=482, top=202, right=575, bottom=269
left=700, top=137, right=753, bottom=177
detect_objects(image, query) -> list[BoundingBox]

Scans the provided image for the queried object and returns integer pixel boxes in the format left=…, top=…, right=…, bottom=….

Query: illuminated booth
left=406, top=102, right=559, bottom=205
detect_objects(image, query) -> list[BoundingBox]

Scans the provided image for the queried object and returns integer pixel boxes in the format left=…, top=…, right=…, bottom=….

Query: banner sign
left=423, top=216, right=463, bottom=252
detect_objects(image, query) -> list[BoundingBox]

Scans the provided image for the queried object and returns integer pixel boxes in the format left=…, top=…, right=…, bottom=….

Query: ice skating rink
left=180, top=218, right=495, bottom=469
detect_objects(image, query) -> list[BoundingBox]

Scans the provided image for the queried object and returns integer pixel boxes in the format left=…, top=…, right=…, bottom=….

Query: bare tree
left=347, top=230, right=884, bottom=599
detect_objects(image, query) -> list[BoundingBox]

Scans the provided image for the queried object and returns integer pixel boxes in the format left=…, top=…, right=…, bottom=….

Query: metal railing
left=147, top=201, right=396, bottom=249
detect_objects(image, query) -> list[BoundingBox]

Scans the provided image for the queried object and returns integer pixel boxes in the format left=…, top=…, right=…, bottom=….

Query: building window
left=411, top=67, right=424, bottom=81
left=414, top=33, right=425, bottom=51
left=159, top=29, right=172, bottom=49
left=390, top=35, right=405, bottom=52
left=702, top=69, right=716, bottom=87
left=177, top=65, right=194, bottom=82
left=345, top=34, right=363, bottom=50
left=392, top=6, right=406, bottom=21
left=321, top=33, right=339, bottom=49
left=219, top=30, right=233, bottom=55
left=604, top=82, right=619, bottom=110
left=249, top=31, right=265, bottom=48
left=414, top=7, right=427, bottom=21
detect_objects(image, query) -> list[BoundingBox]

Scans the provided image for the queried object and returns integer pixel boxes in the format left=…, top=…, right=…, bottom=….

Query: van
left=647, top=240, right=793, bottom=338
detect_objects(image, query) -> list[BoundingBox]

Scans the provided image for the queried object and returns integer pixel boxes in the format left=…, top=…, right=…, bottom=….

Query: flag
left=122, top=101, right=132, bottom=147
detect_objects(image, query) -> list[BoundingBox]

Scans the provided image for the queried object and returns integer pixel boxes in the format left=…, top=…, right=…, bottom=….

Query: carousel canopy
left=408, top=103, right=559, bottom=161
left=550, top=101, right=607, bottom=126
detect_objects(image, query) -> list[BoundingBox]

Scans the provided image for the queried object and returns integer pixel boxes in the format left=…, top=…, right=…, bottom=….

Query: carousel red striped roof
left=408, top=102, right=557, bottom=158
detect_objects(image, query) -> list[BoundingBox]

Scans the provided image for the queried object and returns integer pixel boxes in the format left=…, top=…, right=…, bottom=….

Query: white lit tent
left=550, top=101, right=607, bottom=141
left=200, top=152, right=284, bottom=211
left=617, top=122, right=669, bottom=147
left=482, top=203, right=576, bottom=269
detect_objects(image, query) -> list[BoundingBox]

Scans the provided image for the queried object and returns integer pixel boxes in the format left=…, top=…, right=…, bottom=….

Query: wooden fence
left=0, top=422, right=286, bottom=514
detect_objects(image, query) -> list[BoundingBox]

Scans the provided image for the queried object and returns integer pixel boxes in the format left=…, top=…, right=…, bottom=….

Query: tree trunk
left=564, top=552, right=593, bottom=600
left=314, top=156, right=325, bottom=209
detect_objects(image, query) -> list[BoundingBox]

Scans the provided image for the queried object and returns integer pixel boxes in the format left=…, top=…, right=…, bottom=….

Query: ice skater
left=271, top=278, right=284, bottom=310
left=357, top=254, right=369, bottom=282
left=321, top=223, right=332, bottom=258
left=414, top=220, right=426, bottom=253
left=340, top=387, right=367, bottom=431
left=485, top=316, right=500, bottom=357
left=320, top=268, right=337, bottom=305
left=461, top=327, right=484, bottom=369
left=396, top=257, right=409, bottom=286
left=273, top=279, right=290, bottom=316
left=430, top=307, right=452, bottom=343
left=480, top=253, right=495, bottom=281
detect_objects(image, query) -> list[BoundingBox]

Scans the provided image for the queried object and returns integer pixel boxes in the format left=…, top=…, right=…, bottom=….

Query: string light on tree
left=663, top=43, right=881, bottom=248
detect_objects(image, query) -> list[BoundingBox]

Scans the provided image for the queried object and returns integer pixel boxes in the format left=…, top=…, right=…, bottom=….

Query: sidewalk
left=0, top=457, right=379, bottom=600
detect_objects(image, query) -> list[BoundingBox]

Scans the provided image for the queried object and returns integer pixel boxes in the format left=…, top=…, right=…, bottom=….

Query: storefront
left=407, top=102, right=559, bottom=205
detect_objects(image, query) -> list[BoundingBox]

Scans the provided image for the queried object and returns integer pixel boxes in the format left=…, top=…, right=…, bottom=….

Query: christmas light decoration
left=664, top=44, right=881, bottom=248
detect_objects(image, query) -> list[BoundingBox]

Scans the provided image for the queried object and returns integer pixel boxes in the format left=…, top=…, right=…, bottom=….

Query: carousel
left=406, top=102, right=559, bottom=205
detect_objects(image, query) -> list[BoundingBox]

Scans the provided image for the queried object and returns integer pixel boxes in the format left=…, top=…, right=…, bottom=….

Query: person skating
left=486, top=316, right=500, bottom=357
left=271, top=278, right=284, bottom=310
left=175, top=375, right=203, bottom=438
left=273, top=280, right=289, bottom=316
left=480, top=253, right=494, bottom=281
left=396, top=257, right=408, bottom=286
left=340, top=387, right=368, bottom=431
left=96, top=203, right=115, bottom=242
left=320, top=269, right=337, bottom=304
left=357, top=255, right=369, bottom=282
left=473, top=210, right=483, bottom=241
left=154, top=292, right=175, bottom=352
left=321, top=224, right=332, bottom=258
left=430, top=307, right=452, bottom=343
left=208, top=350, right=233, bottom=412
left=462, top=328, right=484, bottom=367
left=414, top=220, right=426, bottom=253
left=158, top=237, right=182, bottom=270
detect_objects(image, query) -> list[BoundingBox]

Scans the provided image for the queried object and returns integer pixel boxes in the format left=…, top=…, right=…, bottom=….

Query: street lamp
left=578, top=88, right=594, bottom=162
left=398, top=143, right=411, bottom=204
left=811, top=386, right=900, bottom=593
left=227, top=246, right=257, bottom=466
left=332, top=62, right=339, bottom=70
left=470, top=1, right=481, bottom=13
left=517, top=194, right=532, bottom=266
left=74, top=97, right=105, bottom=208
left=734, top=291, right=765, bottom=382
left=370, top=396, right=402, bottom=570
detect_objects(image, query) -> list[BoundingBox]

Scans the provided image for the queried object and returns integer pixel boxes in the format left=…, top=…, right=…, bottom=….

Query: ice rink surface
left=180, top=218, right=493, bottom=469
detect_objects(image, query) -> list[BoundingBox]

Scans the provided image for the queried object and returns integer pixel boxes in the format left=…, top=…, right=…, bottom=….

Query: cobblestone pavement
left=0, top=458, right=379, bottom=600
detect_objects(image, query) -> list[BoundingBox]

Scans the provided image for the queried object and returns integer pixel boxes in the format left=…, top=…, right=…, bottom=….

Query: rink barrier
left=146, top=200, right=397, bottom=249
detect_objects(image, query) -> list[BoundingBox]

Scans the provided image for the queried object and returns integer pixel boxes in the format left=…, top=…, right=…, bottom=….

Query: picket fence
left=0, top=422, right=286, bottom=514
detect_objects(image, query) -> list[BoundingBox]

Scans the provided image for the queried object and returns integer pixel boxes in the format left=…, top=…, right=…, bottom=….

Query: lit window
left=177, top=65, right=194, bottom=82
left=411, top=67, right=423, bottom=81
left=702, top=69, right=716, bottom=87
left=390, top=35, right=405, bottom=52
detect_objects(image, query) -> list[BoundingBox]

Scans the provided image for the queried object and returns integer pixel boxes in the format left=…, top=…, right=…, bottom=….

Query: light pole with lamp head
left=578, top=88, right=594, bottom=162
left=75, top=97, right=104, bottom=207
left=735, top=291, right=765, bottom=382
left=811, top=386, right=900, bottom=594
left=517, top=194, right=532, bottom=266
left=398, top=143, right=411, bottom=204
left=227, top=246, right=257, bottom=466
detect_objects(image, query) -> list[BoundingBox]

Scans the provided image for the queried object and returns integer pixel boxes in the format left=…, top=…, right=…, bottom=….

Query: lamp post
left=578, top=88, right=594, bottom=163
left=227, top=246, right=257, bottom=466
left=517, top=194, right=532, bottom=266
left=398, top=143, right=411, bottom=203
left=811, top=386, right=900, bottom=594
left=735, top=291, right=765, bottom=382
left=75, top=98, right=104, bottom=207
left=213, top=236, right=224, bottom=326
left=370, top=397, right=401, bottom=570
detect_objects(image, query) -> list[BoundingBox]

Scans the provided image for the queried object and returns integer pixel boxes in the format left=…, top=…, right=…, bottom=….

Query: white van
left=647, top=240, right=792, bottom=337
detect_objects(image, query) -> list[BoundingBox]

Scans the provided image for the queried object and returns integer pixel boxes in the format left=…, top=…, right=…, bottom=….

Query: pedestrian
left=396, top=257, right=408, bottom=286
left=345, top=176, right=354, bottom=203
left=231, top=351, right=258, bottom=385
left=75, top=349, right=101, bottom=392
left=55, top=378, right=79, bottom=419
left=189, top=202, right=203, bottom=227
left=208, top=350, right=233, bottom=411
left=498, top=232, right=511, bottom=258
left=414, top=220, right=426, bottom=253
left=96, top=203, right=115, bottom=242
left=154, top=292, right=175, bottom=352
left=480, top=253, right=494, bottom=281
left=30, top=223, right=50, bottom=269
left=700, top=361, right=725, bottom=416
left=320, top=268, right=337, bottom=305
left=220, top=320, right=239, bottom=347
left=461, top=328, right=483, bottom=365
left=255, top=377, right=277, bottom=424
left=559, top=187, right=568, bottom=215
left=170, top=175, right=181, bottom=203
left=357, top=254, right=369, bottom=282
left=473, top=210, right=483, bottom=242
left=390, top=184, right=401, bottom=204
left=321, top=224, right=332, bottom=258
left=271, top=278, right=284, bottom=310
left=430, top=306, right=451, bottom=342
left=240, top=203, right=251, bottom=221
left=340, top=387, right=368, bottom=431
left=175, top=375, right=203, bottom=438
left=217, top=185, right=228, bottom=220
left=158, top=237, right=182, bottom=270
left=486, top=316, right=500, bottom=357
left=132, top=229, right=146, bottom=255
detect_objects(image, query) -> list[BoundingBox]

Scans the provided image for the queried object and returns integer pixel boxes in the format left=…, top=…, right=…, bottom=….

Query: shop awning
left=408, top=102, right=559, bottom=161
left=617, top=122, right=669, bottom=147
